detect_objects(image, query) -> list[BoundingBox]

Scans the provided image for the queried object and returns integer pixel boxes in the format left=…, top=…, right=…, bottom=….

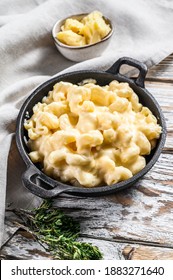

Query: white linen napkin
left=0, top=0, right=173, bottom=247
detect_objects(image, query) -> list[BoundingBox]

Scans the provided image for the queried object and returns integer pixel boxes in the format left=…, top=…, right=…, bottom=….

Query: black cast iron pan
left=16, top=57, right=167, bottom=198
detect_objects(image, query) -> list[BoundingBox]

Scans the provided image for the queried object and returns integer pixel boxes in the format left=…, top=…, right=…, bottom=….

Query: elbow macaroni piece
left=56, top=11, right=111, bottom=46
left=24, top=80, right=162, bottom=188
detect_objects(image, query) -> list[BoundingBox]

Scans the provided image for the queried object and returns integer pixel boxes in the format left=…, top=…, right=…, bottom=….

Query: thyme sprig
left=14, top=200, right=103, bottom=260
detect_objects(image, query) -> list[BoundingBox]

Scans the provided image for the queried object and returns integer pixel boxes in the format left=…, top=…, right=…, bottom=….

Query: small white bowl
left=52, top=13, right=113, bottom=62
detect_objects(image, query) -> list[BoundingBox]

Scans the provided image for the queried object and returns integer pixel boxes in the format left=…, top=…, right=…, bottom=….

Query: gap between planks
left=145, top=77, right=173, bottom=83
left=80, top=233, right=173, bottom=250
left=131, top=76, right=173, bottom=84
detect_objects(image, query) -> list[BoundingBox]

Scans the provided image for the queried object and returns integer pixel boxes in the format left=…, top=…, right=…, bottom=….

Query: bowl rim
left=52, top=12, right=114, bottom=49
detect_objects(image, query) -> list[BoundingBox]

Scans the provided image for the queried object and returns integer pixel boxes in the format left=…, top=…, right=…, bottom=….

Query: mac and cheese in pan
left=24, top=80, right=161, bottom=187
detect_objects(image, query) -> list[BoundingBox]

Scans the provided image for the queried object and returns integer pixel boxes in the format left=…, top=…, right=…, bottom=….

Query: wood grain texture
left=123, top=245, right=173, bottom=260
left=0, top=230, right=52, bottom=260
left=146, top=81, right=173, bottom=111
left=146, top=54, right=173, bottom=81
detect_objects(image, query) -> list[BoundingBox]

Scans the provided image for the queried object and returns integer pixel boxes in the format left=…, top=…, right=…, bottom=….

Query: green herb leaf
left=14, top=199, right=103, bottom=260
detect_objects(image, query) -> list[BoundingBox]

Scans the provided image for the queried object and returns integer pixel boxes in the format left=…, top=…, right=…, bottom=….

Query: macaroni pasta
left=24, top=80, right=162, bottom=187
left=56, top=11, right=111, bottom=46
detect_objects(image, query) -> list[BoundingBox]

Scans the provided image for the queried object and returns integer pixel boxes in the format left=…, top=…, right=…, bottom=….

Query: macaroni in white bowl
left=56, top=11, right=111, bottom=46
left=24, top=80, right=161, bottom=187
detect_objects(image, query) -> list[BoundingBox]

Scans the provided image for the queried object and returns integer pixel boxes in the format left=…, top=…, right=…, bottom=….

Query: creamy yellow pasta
left=56, top=11, right=111, bottom=46
left=24, top=80, right=162, bottom=188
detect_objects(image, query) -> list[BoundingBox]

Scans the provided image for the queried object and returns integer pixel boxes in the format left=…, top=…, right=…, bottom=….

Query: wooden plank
left=145, top=81, right=173, bottom=111
left=123, top=245, right=173, bottom=260
left=1, top=230, right=173, bottom=260
left=2, top=213, right=20, bottom=246
left=0, top=230, right=52, bottom=260
left=146, top=54, right=173, bottom=81
left=164, top=133, right=173, bottom=151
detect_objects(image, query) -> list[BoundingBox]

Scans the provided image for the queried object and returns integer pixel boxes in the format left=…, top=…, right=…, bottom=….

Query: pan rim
left=16, top=69, right=167, bottom=196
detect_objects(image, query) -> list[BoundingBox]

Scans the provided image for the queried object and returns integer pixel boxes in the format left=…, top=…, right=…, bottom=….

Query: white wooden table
left=0, top=54, right=173, bottom=260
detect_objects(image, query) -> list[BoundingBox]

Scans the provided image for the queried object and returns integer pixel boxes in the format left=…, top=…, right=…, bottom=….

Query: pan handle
left=22, top=166, right=73, bottom=198
left=106, top=57, right=147, bottom=88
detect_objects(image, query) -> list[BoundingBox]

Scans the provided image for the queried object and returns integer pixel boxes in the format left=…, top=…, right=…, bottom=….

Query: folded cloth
left=0, top=0, right=173, bottom=247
